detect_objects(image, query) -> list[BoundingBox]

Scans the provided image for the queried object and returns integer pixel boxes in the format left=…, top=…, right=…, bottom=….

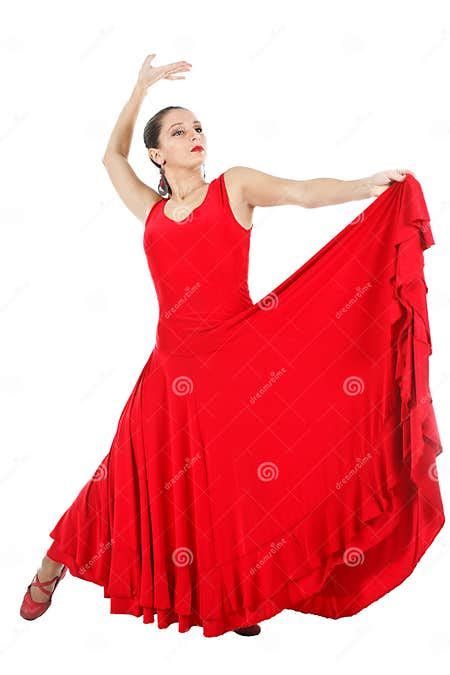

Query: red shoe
left=20, top=565, right=67, bottom=620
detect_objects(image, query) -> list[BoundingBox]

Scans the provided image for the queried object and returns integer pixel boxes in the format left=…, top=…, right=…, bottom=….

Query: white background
left=2, top=0, right=450, bottom=672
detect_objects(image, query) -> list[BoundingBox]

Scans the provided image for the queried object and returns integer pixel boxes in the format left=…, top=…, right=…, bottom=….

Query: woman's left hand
left=368, top=168, right=416, bottom=196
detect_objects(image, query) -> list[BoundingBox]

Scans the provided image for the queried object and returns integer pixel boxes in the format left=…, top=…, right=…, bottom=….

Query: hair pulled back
left=143, top=105, right=188, bottom=197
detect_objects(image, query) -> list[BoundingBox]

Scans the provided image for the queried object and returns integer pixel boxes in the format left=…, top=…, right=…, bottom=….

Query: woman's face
left=151, top=109, right=207, bottom=169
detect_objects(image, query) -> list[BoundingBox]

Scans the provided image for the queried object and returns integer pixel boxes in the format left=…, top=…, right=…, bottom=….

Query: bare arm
left=102, top=54, right=192, bottom=224
left=102, top=83, right=158, bottom=223
left=225, top=166, right=415, bottom=211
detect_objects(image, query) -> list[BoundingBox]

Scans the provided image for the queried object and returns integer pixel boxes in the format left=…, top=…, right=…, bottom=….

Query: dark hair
left=143, top=105, right=188, bottom=197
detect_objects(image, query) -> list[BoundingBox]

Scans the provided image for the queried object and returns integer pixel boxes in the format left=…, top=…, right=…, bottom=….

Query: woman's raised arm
left=102, top=54, right=191, bottom=224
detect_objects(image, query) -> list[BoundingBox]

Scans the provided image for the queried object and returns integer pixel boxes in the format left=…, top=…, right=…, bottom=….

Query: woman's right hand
left=136, top=53, right=192, bottom=91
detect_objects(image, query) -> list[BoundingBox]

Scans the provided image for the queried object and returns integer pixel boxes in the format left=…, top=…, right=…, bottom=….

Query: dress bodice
left=143, top=172, right=253, bottom=352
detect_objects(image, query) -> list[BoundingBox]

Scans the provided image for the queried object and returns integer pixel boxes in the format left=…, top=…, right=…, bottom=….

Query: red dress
left=47, top=171, right=445, bottom=637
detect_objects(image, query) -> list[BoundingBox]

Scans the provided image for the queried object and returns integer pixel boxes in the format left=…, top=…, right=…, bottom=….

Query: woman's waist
left=155, top=299, right=254, bottom=356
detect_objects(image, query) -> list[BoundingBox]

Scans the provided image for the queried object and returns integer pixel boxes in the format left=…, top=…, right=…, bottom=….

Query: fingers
left=163, top=63, right=191, bottom=76
left=385, top=168, right=416, bottom=183
left=141, top=55, right=192, bottom=75
left=162, top=63, right=191, bottom=82
left=145, top=55, right=190, bottom=68
left=164, top=60, right=192, bottom=69
left=142, top=53, right=156, bottom=65
left=394, top=168, right=416, bottom=179
left=167, top=63, right=191, bottom=72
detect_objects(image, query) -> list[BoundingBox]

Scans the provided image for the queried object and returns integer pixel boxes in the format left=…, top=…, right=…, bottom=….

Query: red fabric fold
left=47, top=173, right=445, bottom=637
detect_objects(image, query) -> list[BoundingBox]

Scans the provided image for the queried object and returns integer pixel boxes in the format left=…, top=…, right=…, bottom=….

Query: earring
left=202, top=163, right=206, bottom=180
left=158, top=160, right=170, bottom=197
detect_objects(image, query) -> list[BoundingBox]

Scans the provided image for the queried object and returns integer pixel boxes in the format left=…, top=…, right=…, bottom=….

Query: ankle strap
left=31, top=569, right=62, bottom=595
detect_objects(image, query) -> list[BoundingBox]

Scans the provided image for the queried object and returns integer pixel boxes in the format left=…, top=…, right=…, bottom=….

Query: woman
left=21, top=54, right=442, bottom=639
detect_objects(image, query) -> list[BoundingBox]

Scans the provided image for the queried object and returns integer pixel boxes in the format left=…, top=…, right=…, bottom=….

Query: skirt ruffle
left=47, top=175, right=445, bottom=637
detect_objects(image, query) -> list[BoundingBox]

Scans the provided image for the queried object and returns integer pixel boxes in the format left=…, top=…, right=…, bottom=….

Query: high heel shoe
left=233, top=623, right=261, bottom=636
left=20, top=564, right=67, bottom=620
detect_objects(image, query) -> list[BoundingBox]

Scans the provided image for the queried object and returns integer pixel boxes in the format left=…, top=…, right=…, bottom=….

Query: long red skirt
left=47, top=174, right=445, bottom=637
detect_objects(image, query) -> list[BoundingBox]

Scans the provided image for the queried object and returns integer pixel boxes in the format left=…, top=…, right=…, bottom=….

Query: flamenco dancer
left=22, top=54, right=439, bottom=639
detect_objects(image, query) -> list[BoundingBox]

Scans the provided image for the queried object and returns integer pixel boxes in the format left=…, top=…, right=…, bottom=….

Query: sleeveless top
left=143, top=172, right=254, bottom=353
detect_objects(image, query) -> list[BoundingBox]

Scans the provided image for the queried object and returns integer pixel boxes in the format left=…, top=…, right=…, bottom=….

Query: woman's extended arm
left=102, top=54, right=191, bottom=224
left=225, top=166, right=416, bottom=211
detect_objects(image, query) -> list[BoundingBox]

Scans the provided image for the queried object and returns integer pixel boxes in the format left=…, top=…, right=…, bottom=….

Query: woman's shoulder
left=220, top=166, right=248, bottom=200
left=144, top=194, right=165, bottom=228
left=221, top=166, right=260, bottom=198
left=218, top=167, right=254, bottom=231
